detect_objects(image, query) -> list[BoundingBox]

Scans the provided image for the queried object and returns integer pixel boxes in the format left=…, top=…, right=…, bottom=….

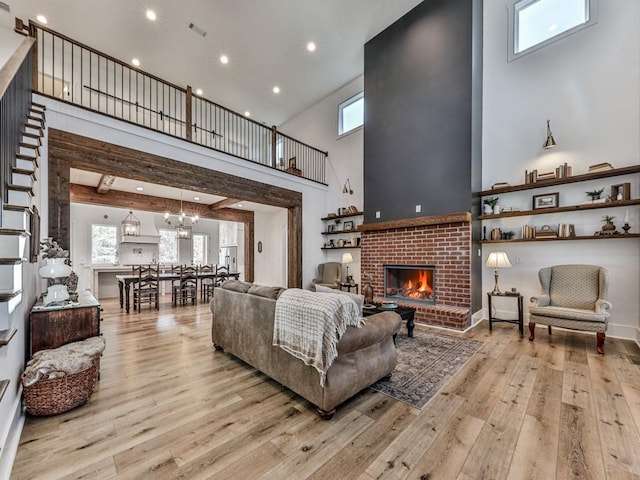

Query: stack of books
left=557, top=224, right=576, bottom=238
left=537, top=171, right=556, bottom=181
left=525, top=169, right=538, bottom=184
left=555, top=163, right=573, bottom=178
left=536, top=228, right=558, bottom=238
left=588, top=162, right=614, bottom=173
left=521, top=225, right=536, bottom=239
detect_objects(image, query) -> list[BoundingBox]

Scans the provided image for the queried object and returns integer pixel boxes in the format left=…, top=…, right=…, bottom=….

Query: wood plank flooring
left=11, top=296, right=640, bottom=479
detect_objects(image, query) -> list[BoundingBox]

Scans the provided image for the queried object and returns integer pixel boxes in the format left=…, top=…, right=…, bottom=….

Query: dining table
left=116, top=270, right=240, bottom=313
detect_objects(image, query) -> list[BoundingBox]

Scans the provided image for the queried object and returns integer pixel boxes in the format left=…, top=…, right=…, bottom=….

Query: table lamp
left=485, top=251, right=512, bottom=294
left=342, top=252, right=353, bottom=283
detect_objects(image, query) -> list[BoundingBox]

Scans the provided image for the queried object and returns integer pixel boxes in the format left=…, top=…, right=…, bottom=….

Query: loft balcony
left=16, top=19, right=327, bottom=184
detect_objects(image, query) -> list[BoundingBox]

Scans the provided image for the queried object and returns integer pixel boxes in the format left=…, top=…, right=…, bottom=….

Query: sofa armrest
left=595, top=299, right=612, bottom=315
left=530, top=295, right=550, bottom=307
left=337, top=311, right=402, bottom=355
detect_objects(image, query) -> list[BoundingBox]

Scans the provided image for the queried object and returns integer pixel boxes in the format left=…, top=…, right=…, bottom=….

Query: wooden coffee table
left=363, top=304, right=416, bottom=337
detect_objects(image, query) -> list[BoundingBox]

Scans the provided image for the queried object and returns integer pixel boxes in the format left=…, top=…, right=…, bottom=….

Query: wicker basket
left=23, top=357, right=100, bottom=416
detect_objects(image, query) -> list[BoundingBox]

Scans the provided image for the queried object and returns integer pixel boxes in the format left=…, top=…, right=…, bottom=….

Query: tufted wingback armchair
left=311, top=262, right=341, bottom=291
left=529, top=264, right=612, bottom=354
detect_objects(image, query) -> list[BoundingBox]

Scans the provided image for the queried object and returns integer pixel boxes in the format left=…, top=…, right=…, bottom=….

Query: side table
left=340, top=282, right=359, bottom=294
left=487, top=292, right=523, bottom=335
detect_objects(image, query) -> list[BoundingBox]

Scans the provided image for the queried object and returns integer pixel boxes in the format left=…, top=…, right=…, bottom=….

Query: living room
left=1, top=0, right=639, bottom=478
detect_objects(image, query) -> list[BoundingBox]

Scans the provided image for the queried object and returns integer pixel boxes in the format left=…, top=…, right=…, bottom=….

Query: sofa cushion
left=221, top=279, right=252, bottom=293
left=337, top=311, right=402, bottom=355
left=248, top=284, right=285, bottom=300
left=315, top=284, right=364, bottom=313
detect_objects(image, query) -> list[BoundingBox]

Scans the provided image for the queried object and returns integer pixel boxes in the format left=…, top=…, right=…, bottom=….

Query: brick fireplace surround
left=359, top=212, right=472, bottom=330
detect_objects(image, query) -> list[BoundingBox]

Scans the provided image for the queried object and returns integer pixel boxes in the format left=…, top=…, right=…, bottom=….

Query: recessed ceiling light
left=220, top=55, right=229, bottom=65
left=146, top=10, right=156, bottom=21
left=193, top=196, right=200, bottom=201
left=548, top=23, right=558, bottom=31
left=273, top=86, right=280, bottom=94
left=195, top=88, right=203, bottom=96
left=307, top=42, right=316, bottom=52
left=36, top=14, right=47, bottom=24
left=132, top=58, right=140, bottom=67
left=136, top=186, right=144, bottom=191
left=244, top=111, right=251, bottom=117
left=237, top=204, right=243, bottom=208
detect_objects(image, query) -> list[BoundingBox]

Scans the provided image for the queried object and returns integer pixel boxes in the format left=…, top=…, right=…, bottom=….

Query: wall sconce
left=121, top=210, right=140, bottom=236
left=543, top=119, right=557, bottom=149
left=342, top=178, right=353, bottom=195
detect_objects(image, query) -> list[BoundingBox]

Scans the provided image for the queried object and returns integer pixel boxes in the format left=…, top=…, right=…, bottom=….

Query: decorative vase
left=39, top=258, right=72, bottom=305
left=493, top=204, right=501, bottom=214
left=483, top=204, right=493, bottom=215
left=363, top=282, right=374, bottom=305
left=602, top=221, right=616, bottom=233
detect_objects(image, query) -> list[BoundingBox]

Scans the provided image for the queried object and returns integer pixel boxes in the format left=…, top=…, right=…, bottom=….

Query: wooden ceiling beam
left=210, top=198, right=241, bottom=210
left=70, top=184, right=254, bottom=223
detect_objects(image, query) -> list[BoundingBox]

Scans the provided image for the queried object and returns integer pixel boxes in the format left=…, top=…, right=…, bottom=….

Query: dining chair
left=170, top=264, right=182, bottom=306
left=133, top=264, right=159, bottom=311
left=199, top=264, right=215, bottom=302
left=176, top=265, right=198, bottom=306
left=215, top=265, right=229, bottom=288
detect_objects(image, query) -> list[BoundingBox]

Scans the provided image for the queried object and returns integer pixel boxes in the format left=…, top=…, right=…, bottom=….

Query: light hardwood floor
left=11, top=296, right=640, bottom=479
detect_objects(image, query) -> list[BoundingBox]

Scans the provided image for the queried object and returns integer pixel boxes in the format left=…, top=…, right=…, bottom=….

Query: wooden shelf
left=0, top=328, right=17, bottom=347
left=0, top=380, right=8, bottom=402
left=479, top=198, right=640, bottom=220
left=321, top=230, right=360, bottom=235
left=321, top=246, right=361, bottom=250
left=321, top=211, right=363, bottom=221
left=479, top=233, right=640, bottom=244
left=476, top=165, right=640, bottom=197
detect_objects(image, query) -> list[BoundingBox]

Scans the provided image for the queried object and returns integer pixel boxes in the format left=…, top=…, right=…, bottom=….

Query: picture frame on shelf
left=348, top=205, right=359, bottom=213
left=327, top=224, right=335, bottom=233
left=532, top=192, right=559, bottom=210
left=611, top=183, right=631, bottom=201
left=343, top=220, right=354, bottom=231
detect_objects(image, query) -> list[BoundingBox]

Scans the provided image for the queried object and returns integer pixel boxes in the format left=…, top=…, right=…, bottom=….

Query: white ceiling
left=1, top=0, right=422, bottom=127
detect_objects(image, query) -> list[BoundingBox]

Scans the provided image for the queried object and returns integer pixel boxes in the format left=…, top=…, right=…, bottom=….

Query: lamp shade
left=342, top=253, right=353, bottom=264
left=485, top=251, right=512, bottom=269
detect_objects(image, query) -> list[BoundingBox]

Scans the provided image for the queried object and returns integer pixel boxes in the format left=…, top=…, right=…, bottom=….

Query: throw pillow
left=248, top=284, right=285, bottom=300
left=221, top=280, right=252, bottom=293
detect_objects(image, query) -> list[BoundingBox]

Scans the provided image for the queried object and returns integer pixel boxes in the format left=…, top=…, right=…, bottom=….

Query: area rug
left=370, top=330, right=484, bottom=409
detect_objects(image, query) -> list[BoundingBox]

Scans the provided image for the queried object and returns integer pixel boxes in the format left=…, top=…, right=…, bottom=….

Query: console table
left=29, top=290, right=102, bottom=358
left=363, top=304, right=416, bottom=337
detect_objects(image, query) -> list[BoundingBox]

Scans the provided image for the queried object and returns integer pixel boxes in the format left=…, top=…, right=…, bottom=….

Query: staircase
left=0, top=102, right=45, bottom=402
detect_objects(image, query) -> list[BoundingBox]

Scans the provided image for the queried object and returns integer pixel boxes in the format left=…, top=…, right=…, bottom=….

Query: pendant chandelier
left=164, top=190, right=198, bottom=240
left=121, top=210, right=140, bottom=236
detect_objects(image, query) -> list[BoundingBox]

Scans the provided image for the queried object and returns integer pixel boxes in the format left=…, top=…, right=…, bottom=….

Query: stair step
left=11, top=169, right=35, bottom=188
left=26, top=115, right=44, bottom=127
left=0, top=328, right=17, bottom=346
left=0, top=230, right=30, bottom=261
left=0, top=290, right=23, bottom=319
left=0, top=258, right=26, bottom=265
left=0, top=263, right=23, bottom=292
left=24, top=124, right=44, bottom=137
left=19, top=142, right=40, bottom=156
left=22, top=131, right=42, bottom=145
left=0, top=381, right=8, bottom=403
left=16, top=153, right=39, bottom=169
left=29, top=108, right=46, bottom=122
left=1, top=205, right=31, bottom=230
left=31, top=102, right=47, bottom=110
left=12, top=167, right=37, bottom=181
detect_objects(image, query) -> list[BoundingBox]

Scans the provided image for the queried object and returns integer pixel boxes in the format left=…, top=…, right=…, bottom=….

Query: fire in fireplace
left=384, top=265, right=435, bottom=304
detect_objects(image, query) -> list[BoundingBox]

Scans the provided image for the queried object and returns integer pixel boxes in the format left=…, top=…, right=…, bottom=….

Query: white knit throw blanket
left=273, top=288, right=364, bottom=387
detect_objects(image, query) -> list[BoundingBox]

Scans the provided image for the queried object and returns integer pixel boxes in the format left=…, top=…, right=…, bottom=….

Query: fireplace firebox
left=384, top=265, right=435, bottom=304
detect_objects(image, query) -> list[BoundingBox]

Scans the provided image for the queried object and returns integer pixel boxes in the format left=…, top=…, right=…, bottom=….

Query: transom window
left=91, top=224, right=117, bottom=264
left=510, top=0, right=596, bottom=60
left=338, top=92, right=364, bottom=136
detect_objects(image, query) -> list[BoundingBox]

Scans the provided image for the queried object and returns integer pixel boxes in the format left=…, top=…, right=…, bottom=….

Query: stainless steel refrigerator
left=219, top=246, right=237, bottom=270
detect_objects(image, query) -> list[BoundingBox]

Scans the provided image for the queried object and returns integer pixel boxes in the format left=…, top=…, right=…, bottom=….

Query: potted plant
left=585, top=188, right=605, bottom=202
left=483, top=197, right=499, bottom=215
left=601, top=215, right=616, bottom=233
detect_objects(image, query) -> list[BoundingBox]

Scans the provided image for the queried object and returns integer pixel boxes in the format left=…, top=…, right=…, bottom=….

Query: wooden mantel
left=358, top=212, right=471, bottom=233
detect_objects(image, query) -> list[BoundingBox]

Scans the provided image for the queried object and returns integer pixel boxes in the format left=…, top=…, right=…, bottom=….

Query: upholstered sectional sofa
left=210, top=280, right=401, bottom=419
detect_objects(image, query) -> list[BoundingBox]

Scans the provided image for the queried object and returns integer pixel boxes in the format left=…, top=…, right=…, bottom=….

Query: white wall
left=482, top=0, right=640, bottom=340
left=280, top=76, right=365, bottom=285
left=0, top=25, right=23, bottom=68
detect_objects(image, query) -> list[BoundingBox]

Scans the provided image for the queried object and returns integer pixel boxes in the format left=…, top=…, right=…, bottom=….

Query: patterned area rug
left=370, top=330, right=484, bottom=409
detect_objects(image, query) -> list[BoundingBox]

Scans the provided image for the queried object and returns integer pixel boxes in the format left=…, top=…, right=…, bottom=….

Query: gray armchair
left=311, top=262, right=341, bottom=290
left=529, top=264, right=612, bottom=354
